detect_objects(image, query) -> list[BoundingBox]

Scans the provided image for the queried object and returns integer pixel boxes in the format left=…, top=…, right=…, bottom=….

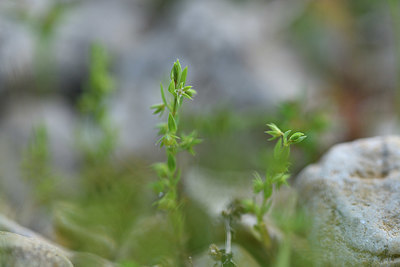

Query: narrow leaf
left=168, top=80, right=175, bottom=94
left=160, top=83, right=168, bottom=106
left=186, top=89, right=197, bottom=98
left=266, top=123, right=281, bottom=134
left=175, top=60, right=182, bottom=78
left=182, top=93, right=192, bottom=100
left=181, top=67, right=188, bottom=85
left=167, top=152, right=176, bottom=172
left=274, top=138, right=282, bottom=158
left=170, top=67, right=174, bottom=80
left=168, top=113, right=177, bottom=133
left=283, top=130, right=292, bottom=142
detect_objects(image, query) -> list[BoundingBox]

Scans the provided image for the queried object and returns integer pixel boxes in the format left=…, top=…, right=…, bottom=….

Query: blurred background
left=0, top=0, right=399, bottom=266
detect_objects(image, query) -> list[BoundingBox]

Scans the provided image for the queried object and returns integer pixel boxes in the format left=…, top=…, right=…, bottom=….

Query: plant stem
left=172, top=96, right=178, bottom=117
left=152, top=60, right=198, bottom=266
left=225, top=218, right=232, bottom=255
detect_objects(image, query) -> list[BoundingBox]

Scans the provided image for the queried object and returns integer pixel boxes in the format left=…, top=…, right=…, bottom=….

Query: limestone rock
left=0, top=231, right=72, bottom=267
left=0, top=214, right=114, bottom=267
left=296, top=136, right=400, bottom=265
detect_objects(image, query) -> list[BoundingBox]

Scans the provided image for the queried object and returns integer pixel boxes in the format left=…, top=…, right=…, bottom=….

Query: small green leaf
left=241, top=199, right=256, bottom=214
left=274, top=173, right=291, bottom=189
left=170, top=66, right=174, bottom=80
left=181, top=67, right=188, bottom=85
left=265, top=130, right=280, bottom=140
left=177, top=70, right=182, bottom=86
left=280, top=145, right=290, bottom=161
left=172, top=169, right=181, bottom=186
left=168, top=79, right=175, bottom=94
left=186, top=89, right=197, bottom=97
left=182, top=93, right=192, bottom=100
left=274, top=138, right=282, bottom=158
left=265, top=130, right=276, bottom=136
left=168, top=113, right=177, bottom=133
left=174, top=60, right=182, bottom=81
left=160, top=83, right=168, bottom=106
left=167, top=152, right=176, bottom=172
left=263, top=181, right=273, bottom=199
left=156, top=136, right=164, bottom=147
left=283, top=130, right=292, bottom=145
left=253, top=172, right=264, bottom=193
left=156, top=191, right=176, bottom=210
left=266, top=123, right=282, bottom=135
left=151, top=178, right=170, bottom=195
left=150, top=103, right=165, bottom=116
left=156, top=123, right=168, bottom=135
left=162, top=133, right=179, bottom=147
left=289, top=132, right=307, bottom=144
left=295, top=135, right=307, bottom=143
left=152, top=162, right=169, bottom=178
left=180, top=131, right=202, bottom=155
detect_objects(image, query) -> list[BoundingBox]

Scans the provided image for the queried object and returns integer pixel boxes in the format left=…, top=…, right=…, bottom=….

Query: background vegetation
left=0, top=0, right=399, bottom=266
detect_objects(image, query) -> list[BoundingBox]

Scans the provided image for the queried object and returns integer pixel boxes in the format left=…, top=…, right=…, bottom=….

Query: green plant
left=209, top=123, right=306, bottom=266
left=242, top=123, right=306, bottom=246
left=22, top=124, right=56, bottom=206
left=151, top=59, right=201, bottom=265
left=52, top=43, right=130, bottom=260
left=18, top=53, right=313, bottom=266
left=209, top=201, right=243, bottom=267
left=276, top=100, right=328, bottom=163
left=78, top=43, right=116, bottom=164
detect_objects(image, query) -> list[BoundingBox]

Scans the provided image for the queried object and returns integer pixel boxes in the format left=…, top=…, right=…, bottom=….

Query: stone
left=296, top=136, right=400, bottom=265
left=0, top=214, right=114, bottom=267
left=0, top=231, right=73, bottom=267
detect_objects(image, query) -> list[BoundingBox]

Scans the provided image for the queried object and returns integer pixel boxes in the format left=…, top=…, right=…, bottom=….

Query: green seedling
left=21, top=124, right=56, bottom=206
left=210, top=124, right=306, bottom=266
left=151, top=59, right=201, bottom=265
left=78, top=43, right=116, bottom=164
left=243, top=123, right=306, bottom=246
left=209, top=200, right=243, bottom=267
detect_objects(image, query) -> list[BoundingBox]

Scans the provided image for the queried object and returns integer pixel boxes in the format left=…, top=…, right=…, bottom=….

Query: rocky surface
left=0, top=231, right=72, bottom=267
left=0, top=214, right=114, bottom=267
left=296, top=136, right=400, bottom=265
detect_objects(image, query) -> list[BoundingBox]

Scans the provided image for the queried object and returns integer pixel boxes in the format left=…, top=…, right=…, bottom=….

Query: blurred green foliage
left=78, top=43, right=117, bottom=164
left=22, top=125, right=56, bottom=206
left=151, top=59, right=201, bottom=266
left=19, top=45, right=329, bottom=266
left=181, top=97, right=328, bottom=175
left=11, top=0, right=400, bottom=265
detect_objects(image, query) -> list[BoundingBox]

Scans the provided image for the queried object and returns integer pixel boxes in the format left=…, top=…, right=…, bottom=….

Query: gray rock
left=0, top=231, right=73, bottom=267
left=296, top=136, right=400, bottom=265
left=0, top=214, right=114, bottom=267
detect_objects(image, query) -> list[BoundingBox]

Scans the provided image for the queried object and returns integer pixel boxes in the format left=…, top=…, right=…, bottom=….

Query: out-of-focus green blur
left=0, top=0, right=398, bottom=266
